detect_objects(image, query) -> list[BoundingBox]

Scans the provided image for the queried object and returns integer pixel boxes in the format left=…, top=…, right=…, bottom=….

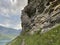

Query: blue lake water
left=0, top=39, right=11, bottom=45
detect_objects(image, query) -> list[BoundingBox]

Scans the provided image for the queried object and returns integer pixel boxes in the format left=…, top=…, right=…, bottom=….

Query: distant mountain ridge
left=0, top=26, right=21, bottom=37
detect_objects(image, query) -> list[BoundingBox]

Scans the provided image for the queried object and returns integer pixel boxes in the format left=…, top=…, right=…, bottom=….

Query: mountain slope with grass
left=7, top=0, right=60, bottom=45
left=7, top=24, right=60, bottom=45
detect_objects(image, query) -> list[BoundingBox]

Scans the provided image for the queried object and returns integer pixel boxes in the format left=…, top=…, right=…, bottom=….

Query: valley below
left=0, top=26, right=21, bottom=45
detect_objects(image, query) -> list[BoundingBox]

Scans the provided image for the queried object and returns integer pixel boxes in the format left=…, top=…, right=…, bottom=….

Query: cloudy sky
left=0, top=0, right=27, bottom=30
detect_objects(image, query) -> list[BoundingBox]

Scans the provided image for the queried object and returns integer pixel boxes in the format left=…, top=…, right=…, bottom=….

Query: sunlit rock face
left=21, top=0, right=60, bottom=34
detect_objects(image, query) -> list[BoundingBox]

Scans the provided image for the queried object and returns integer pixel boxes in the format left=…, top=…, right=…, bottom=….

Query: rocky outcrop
left=21, top=0, right=60, bottom=34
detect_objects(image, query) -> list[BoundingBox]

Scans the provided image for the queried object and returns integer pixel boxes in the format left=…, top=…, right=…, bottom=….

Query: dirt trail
left=21, top=39, right=25, bottom=45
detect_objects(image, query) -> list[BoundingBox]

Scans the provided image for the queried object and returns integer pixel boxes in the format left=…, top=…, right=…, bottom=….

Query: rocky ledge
left=21, top=0, right=60, bottom=34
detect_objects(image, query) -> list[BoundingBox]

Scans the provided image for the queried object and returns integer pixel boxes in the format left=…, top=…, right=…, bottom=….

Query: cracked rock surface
left=21, top=0, right=60, bottom=34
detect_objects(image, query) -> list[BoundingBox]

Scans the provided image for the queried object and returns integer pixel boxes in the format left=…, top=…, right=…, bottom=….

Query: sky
left=0, top=0, right=27, bottom=30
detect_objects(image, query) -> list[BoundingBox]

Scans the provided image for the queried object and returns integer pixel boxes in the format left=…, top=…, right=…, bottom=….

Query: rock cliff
left=21, top=0, right=60, bottom=34
left=7, top=0, right=60, bottom=45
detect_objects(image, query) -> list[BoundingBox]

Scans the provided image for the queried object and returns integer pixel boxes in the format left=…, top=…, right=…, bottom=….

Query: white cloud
left=0, top=8, right=10, bottom=17
left=0, top=20, right=22, bottom=29
left=14, top=23, right=22, bottom=30
left=0, top=19, right=11, bottom=27
left=10, top=0, right=17, bottom=5
left=0, top=22, right=22, bottom=30
left=0, top=23, right=10, bottom=28
left=0, top=0, right=27, bottom=29
left=0, top=0, right=27, bottom=16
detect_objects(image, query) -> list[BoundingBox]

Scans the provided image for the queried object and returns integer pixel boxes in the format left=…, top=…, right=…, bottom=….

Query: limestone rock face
left=21, top=0, right=60, bottom=34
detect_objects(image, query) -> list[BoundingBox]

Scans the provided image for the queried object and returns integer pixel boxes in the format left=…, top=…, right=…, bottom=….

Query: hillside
left=0, top=34, right=11, bottom=40
left=7, top=24, right=60, bottom=45
left=0, top=26, right=21, bottom=41
left=7, top=0, right=60, bottom=45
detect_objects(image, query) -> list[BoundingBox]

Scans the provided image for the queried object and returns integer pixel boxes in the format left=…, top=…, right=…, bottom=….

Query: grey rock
left=21, top=0, right=60, bottom=34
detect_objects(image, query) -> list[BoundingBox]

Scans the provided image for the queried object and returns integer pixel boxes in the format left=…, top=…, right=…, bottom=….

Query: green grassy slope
left=7, top=25, right=60, bottom=45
